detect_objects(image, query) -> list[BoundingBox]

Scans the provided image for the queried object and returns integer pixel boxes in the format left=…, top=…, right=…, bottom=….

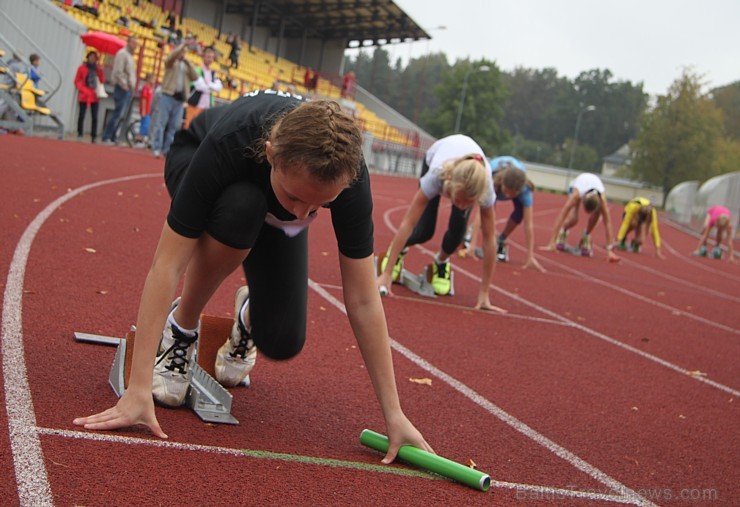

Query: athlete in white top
left=541, top=172, right=619, bottom=261
left=376, top=135, right=503, bottom=310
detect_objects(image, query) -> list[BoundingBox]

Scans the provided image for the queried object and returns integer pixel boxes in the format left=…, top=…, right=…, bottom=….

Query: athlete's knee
left=254, top=329, right=305, bottom=360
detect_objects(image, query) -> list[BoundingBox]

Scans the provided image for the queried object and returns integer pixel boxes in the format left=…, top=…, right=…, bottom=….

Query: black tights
left=405, top=159, right=471, bottom=255
left=77, top=102, right=99, bottom=140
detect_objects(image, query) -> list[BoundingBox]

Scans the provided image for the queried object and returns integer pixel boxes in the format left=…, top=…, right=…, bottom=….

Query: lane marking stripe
left=35, top=427, right=625, bottom=503
left=309, top=280, right=655, bottom=507
left=384, top=206, right=740, bottom=397
left=2, top=174, right=160, bottom=507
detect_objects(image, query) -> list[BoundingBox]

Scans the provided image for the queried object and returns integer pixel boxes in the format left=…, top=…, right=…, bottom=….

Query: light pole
left=564, top=104, right=596, bottom=190
left=454, top=64, right=490, bottom=134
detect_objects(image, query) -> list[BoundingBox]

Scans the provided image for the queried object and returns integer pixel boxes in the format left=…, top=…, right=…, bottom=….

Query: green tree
left=564, top=69, right=648, bottom=169
left=630, top=70, right=725, bottom=206
left=711, top=81, right=740, bottom=140
left=500, top=67, right=571, bottom=143
left=424, top=59, right=508, bottom=153
left=714, top=138, right=740, bottom=174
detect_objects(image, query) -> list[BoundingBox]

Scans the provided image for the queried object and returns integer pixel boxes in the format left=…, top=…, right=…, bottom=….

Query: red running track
left=1, top=135, right=738, bottom=506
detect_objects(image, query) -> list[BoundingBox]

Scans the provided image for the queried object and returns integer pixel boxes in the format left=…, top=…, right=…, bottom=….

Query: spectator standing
left=74, top=51, right=105, bottom=143
left=228, top=34, right=241, bottom=69
left=150, top=42, right=198, bottom=158
left=102, top=36, right=138, bottom=145
left=184, top=46, right=222, bottom=129
left=341, top=71, right=355, bottom=99
left=29, top=54, right=43, bottom=88
left=136, top=72, right=155, bottom=146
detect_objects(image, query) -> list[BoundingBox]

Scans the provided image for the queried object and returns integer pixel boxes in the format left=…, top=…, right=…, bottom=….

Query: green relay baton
left=360, top=429, right=491, bottom=492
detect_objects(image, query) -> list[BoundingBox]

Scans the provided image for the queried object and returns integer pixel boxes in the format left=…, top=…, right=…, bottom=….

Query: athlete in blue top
left=464, top=156, right=545, bottom=272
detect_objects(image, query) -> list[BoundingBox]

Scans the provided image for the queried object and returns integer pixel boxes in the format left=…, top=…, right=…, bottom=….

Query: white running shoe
left=152, top=299, right=199, bottom=407
left=215, top=286, right=257, bottom=387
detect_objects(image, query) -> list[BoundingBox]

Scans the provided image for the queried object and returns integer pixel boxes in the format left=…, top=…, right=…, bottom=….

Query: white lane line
left=540, top=244, right=739, bottom=336
left=661, top=239, right=740, bottom=282
left=36, top=427, right=628, bottom=503
left=604, top=250, right=740, bottom=303
left=2, top=174, right=160, bottom=507
left=314, top=282, right=570, bottom=327
left=309, top=280, right=654, bottom=506
left=383, top=206, right=740, bottom=397
left=524, top=220, right=740, bottom=304
left=506, top=232, right=740, bottom=307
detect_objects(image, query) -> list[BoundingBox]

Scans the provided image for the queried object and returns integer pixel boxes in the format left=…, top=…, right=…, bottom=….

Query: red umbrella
left=81, top=31, right=126, bottom=55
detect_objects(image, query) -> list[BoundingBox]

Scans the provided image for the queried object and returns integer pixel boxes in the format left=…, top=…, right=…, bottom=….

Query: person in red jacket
left=74, top=51, right=105, bottom=143
left=136, top=73, right=155, bottom=146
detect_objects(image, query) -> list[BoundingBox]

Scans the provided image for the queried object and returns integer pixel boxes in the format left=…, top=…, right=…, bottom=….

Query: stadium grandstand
left=0, top=0, right=436, bottom=173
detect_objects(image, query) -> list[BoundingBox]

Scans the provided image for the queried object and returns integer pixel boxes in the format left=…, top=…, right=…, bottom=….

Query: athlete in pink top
left=693, top=205, right=735, bottom=262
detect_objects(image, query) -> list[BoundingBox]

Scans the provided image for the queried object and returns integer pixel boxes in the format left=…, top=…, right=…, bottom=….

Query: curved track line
left=383, top=206, right=740, bottom=398
left=2, top=174, right=160, bottom=507
left=661, top=239, right=740, bottom=282
left=309, top=280, right=656, bottom=507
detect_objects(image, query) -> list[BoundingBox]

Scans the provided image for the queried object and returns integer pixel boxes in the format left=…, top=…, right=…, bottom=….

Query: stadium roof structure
left=224, top=0, right=430, bottom=46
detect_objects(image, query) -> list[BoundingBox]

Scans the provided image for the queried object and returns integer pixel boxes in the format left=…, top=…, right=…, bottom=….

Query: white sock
left=168, top=309, right=199, bottom=337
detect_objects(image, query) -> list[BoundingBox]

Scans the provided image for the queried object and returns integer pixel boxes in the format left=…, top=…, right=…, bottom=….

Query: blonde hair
left=440, top=154, right=490, bottom=203
left=716, top=214, right=730, bottom=228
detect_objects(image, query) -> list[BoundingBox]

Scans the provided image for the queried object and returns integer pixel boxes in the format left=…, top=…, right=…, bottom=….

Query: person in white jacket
left=184, top=46, right=223, bottom=128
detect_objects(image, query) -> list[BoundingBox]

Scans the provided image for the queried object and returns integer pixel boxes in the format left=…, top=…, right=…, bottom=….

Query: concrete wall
left=519, top=164, right=663, bottom=204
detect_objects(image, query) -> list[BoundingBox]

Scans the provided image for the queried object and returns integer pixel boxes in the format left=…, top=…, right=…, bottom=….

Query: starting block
left=74, top=315, right=243, bottom=425
left=557, top=244, right=591, bottom=257
left=375, top=255, right=454, bottom=298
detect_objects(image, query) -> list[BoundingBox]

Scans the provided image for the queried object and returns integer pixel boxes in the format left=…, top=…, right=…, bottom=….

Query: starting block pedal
left=399, top=266, right=437, bottom=298
left=374, top=254, right=454, bottom=298
left=557, top=244, right=589, bottom=257
left=74, top=315, right=243, bottom=425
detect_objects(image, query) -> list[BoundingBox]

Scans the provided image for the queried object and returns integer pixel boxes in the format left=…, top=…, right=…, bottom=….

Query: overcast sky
left=347, top=0, right=738, bottom=97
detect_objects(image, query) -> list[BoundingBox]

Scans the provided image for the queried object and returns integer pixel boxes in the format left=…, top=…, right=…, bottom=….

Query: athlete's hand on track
left=382, top=412, right=434, bottom=464
left=522, top=256, right=546, bottom=272
left=73, top=387, right=167, bottom=439
left=474, top=294, right=507, bottom=313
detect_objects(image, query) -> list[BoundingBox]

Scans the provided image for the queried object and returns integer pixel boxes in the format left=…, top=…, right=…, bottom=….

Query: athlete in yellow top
left=616, top=197, right=665, bottom=259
